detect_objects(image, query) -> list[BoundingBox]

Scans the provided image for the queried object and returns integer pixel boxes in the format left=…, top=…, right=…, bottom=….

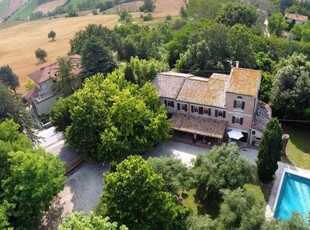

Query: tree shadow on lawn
left=282, top=122, right=310, bottom=154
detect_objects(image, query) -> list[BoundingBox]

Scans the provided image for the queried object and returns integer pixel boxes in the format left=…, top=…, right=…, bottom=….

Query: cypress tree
left=256, top=118, right=283, bottom=183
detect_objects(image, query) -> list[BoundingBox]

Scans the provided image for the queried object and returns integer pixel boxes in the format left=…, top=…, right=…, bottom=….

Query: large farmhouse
left=24, top=55, right=82, bottom=116
left=153, top=66, right=271, bottom=146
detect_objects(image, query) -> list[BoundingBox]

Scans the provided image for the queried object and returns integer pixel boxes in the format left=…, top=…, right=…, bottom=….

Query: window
left=203, top=107, right=211, bottom=115
left=233, top=100, right=245, bottom=110
left=164, top=100, right=174, bottom=108
left=178, top=103, right=187, bottom=112
left=191, top=105, right=199, bottom=113
left=215, top=109, right=226, bottom=118
left=232, top=116, right=243, bottom=125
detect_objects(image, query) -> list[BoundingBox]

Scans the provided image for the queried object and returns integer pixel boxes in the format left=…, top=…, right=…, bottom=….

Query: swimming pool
left=274, top=170, right=310, bottom=219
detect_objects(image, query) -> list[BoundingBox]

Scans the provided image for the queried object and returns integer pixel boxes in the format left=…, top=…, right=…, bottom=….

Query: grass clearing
left=282, top=123, right=310, bottom=170
left=8, top=0, right=38, bottom=22
left=182, top=189, right=198, bottom=215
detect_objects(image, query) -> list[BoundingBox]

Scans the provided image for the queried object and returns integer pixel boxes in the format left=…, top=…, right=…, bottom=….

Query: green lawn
left=0, top=0, right=10, bottom=18
left=282, top=123, right=310, bottom=169
left=8, top=0, right=38, bottom=21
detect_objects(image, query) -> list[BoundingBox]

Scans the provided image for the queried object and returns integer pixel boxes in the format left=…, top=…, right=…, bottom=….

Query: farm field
left=0, top=14, right=118, bottom=91
left=0, top=0, right=10, bottom=18
left=0, top=0, right=184, bottom=92
left=34, top=0, right=67, bottom=14
left=8, top=0, right=38, bottom=21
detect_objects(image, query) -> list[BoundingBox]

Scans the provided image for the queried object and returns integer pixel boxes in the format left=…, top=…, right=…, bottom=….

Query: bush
left=166, top=15, right=172, bottom=21
left=143, top=13, right=153, bottom=21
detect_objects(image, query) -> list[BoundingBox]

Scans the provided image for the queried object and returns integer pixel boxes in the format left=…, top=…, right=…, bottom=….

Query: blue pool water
left=274, top=172, right=310, bottom=219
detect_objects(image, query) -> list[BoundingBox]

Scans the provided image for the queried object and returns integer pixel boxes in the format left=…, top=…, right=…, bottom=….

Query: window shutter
left=240, top=118, right=243, bottom=125
left=232, top=116, right=235, bottom=123
left=242, top=102, right=245, bottom=110
left=164, top=100, right=167, bottom=106
left=199, top=107, right=203, bottom=114
left=215, top=110, right=218, bottom=117
left=208, top=108, right=211, bottom=115
left=185, top=104, right=187, bottom=112
left=233, top=100, right=236, bottom=108
left=191, top=105, right=193, bottom=113
left=172, top=101, right=174, bottom=108
left=177, top=103, right=180, bottom=110
left=223, top=111, right=226, bottom=118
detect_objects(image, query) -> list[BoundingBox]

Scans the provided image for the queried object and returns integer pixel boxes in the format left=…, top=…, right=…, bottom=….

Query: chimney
left=236, top=61, right=239, bottom=68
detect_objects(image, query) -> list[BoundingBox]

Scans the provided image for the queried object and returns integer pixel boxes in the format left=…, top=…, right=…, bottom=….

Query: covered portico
left=170, top=113, right=227, bottom=147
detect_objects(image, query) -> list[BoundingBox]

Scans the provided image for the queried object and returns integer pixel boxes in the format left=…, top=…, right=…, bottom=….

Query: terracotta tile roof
left=171, top=113, right=227, bottom=138
left=253, top=101, right=272, bottom=132
left=23, top=86, right=39, bottom=102
left=285, top=13, right=308, bottom=22
left=177, top=75, right=228, bottom=107
left=28, top=55, right=82, bottom=84
left=227, top=67, right=261, bottom=97
left=153, top=72, right=193, bottom=99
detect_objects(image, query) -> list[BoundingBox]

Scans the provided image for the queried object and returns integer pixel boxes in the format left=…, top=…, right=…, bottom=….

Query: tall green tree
left=216, top=188, right=265, bottom=230
left=35, top=48, right=47, bottom=62
left=194, top=143, right=255, bottom=206
left=54, top=56, right=82, bottom=97
left=271, top=53, right=310, bottom=119
left=81, top=36, right=118, bottom=78
left=51, top=71, right=170, bottom=161
left=0, top=65, right=20, bottom=93
left=0, top=83, right=37, bottom=141
left=58, top=212, right=128, bottom=230
left=268, top=13, right=288, bottom=37
left=98, top=155, right=186, bottom=230
left=216, top=2, right=258, bottom=27
left=256, top=118, right=283, bottom=183
left=1, top=149, right=66, bottom=227
left=262, top=212, right=309, bottom=230
left=228, top=24, right=256, bottom=68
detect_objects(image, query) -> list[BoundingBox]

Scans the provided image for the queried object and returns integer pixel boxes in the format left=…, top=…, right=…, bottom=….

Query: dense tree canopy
left=81, top=36, right=118, bottom=78
left=186, top=0, right=229, bottom=20
left=268, top=13, right=288, bottom=37
left=216, top=188, right=265, bottom=230
left=58, top=212, right=128, bottom=230
left=147, top=157, right=193, bottom=194
left=0, top=65, right=20, bottom=93
left=271, top=53, right=310, bottom=119
left=216, top=3, right=258, bottom=27
left=194, top=143, right=255, bottom=205
left=98, top=155, right=187, bottom=230
left=123, top=57, right=169, bottom=86
left=256, top=118, right=283, bottom=183
left=0, top=119, right=66, bottom=229
left=51, top=71, right=170, bottom=161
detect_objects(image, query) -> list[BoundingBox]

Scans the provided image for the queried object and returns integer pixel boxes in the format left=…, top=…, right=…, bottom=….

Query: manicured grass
left=8, top=0, right=38, bottom=22
left=0, top=0, right=10, bottom=18
left=182, top=189, right=198, bottom=215
left=244, top=183, right=267, bottom=204
left=282, top=123, right=310, bottom=170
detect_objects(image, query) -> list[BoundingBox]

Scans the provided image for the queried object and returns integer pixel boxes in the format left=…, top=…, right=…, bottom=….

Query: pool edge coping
left=272, top=168, right=310, bottom=214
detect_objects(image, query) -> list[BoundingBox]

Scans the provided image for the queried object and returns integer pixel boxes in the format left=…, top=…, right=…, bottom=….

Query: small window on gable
left=234, top=100, right=245, bottom=110
left=237, top=96, right=243, bottom=99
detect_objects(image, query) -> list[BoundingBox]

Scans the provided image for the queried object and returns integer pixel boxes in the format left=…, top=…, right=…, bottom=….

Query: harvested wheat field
left=0, top=14, right=118, bottom=92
